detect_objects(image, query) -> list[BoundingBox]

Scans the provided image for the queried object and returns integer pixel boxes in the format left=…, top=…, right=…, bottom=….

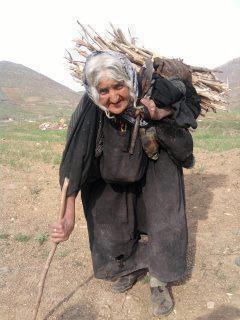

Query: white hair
left=83, top=52, right=137, bottom=117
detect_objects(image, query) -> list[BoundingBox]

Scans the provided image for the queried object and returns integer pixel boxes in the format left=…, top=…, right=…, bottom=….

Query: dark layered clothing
left=59, top=78, right=200, bottom=282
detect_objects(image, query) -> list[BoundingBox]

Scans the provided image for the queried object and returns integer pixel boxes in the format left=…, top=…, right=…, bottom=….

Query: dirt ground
left=1, top=149, right=240, bottom=320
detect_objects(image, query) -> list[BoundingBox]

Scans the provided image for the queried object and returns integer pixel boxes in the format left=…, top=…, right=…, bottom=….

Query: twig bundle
left=67, top=23, right=228, bottom=114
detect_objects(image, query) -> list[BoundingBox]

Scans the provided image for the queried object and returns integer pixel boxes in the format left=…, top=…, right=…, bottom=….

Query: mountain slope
left=216, top=57, right=240, bottom=109
left=0, top=61, right=80, bottom=107
left=0, top=61, right=81, bottom=118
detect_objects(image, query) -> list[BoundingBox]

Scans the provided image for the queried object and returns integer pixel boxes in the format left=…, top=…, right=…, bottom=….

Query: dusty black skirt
left=81, top=150, right=188, bottom=283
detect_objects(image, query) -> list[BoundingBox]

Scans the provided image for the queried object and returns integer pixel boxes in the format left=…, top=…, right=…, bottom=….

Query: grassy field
left=0, top=121, right=66, bottom=169
left=193, top=110, right=240, bottom=152
left=0, top=101, right=77, bottom=121
left=0, top=110, right=239, bottom=170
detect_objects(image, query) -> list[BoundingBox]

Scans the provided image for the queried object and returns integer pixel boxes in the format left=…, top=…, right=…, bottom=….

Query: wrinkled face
left=97, top=77, right=131, bottom=115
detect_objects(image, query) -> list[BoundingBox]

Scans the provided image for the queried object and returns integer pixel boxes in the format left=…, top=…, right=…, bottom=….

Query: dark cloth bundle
left=151, top=74, right=183, bottom=107
left=155, top=119, right=194, bottom=167
left=151, top=73, right=201, bottom=129
left=139, top=74, right=200, bottom=166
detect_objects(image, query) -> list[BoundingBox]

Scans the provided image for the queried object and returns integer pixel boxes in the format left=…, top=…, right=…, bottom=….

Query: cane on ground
left=32, top=177, right=69, bottom=320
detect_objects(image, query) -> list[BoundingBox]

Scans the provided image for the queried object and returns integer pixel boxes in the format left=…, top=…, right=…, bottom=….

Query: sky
left=0, top=0, right=240, bottom=91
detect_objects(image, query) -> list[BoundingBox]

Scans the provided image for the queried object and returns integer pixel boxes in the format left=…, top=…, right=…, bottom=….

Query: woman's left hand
left=138, top=98, right=172, bottom=121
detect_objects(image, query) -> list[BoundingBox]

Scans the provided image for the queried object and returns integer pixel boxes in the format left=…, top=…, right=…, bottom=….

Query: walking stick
left=32, top=177, right=70, bottom=320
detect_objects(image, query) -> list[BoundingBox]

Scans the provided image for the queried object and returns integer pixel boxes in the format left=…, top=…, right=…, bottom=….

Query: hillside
left=0, top=61, right=81, bottom=119
left=216, top=57, right=240, bottom=110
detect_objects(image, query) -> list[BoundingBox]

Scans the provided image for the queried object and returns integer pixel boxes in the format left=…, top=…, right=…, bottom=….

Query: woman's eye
left=114, top=83, right=124, bottom=90
left=99, top=88, right=108, bottom=95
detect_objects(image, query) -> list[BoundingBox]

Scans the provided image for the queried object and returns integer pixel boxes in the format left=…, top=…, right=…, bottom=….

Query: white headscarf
left=82, top=50, right=139, bottom=116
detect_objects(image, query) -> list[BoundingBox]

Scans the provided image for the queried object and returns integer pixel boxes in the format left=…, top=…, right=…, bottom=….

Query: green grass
left=226, top=283, right=238, bottom=294
left=30, top=186, right=42, bottom=196
left=41, top=249, right=50, bottom=259
left=0, top=233, right=9, bottom=240
left=14, top=233, right=31, bottom=242
left=140, top=274, right=150, bottom=284
left=0, top=102, right=76, bottom=121
left=193, top=111, right=240, bottom=151
left=57, top=250, right=69, bottom=258
left=0, top=121, right=67, bottom=168
left=34, top=233, right=49, bottom=245
left=0, top=122, right=67, bottom=142
left=73, top=260, right=86, bottom=268
left=0, top=110, right=239, bottom=170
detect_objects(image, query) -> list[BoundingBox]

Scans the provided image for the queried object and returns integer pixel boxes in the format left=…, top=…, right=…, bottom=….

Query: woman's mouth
left=109, top=102, right=122, bottom=109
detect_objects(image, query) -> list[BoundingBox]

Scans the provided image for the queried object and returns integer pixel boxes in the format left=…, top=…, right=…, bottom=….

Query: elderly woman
left=50, top=51, right=200, bottom=317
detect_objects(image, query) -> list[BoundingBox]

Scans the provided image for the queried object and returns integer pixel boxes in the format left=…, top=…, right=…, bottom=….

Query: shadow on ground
left=57, top=300, right=97, bottom=320
left=43, top=276, right=94, bottom=320
left=196, top=305, right=240, bottom=320
left=184, top=172, right=227, bottom=277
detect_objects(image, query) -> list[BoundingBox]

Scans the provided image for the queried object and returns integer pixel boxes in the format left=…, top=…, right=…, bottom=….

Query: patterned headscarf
left=82, top=50, right=139, bottom=102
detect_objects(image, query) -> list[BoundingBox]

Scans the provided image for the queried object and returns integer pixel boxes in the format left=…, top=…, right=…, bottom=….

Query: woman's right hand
left=50, top=194, right=76, bottom=243
left=139, top=98, right=172, bottom=121
left=50, top=216, right=74, bottom=243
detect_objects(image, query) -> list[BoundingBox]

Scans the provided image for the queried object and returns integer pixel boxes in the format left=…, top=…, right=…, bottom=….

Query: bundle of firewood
left=67, top=22, right=228, bottom=114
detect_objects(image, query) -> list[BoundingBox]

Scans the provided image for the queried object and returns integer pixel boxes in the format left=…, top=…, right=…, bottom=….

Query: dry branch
left=67, top=23, right=228, bottom=113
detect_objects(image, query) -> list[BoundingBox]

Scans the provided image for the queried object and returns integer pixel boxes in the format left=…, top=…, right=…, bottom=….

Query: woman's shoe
left=112, top=269, right=147, bottom=293
left=151, top=285, right=174, bottom=317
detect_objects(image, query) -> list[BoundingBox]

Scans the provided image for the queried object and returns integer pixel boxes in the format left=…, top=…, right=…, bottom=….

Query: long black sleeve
left=59, top=93, right=99, bottom=196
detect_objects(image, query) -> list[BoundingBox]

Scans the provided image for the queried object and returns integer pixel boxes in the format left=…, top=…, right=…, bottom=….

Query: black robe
left=59, top=81, right=200, bottom=282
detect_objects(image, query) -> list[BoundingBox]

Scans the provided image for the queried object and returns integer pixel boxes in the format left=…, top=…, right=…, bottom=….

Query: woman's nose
left=109, top=90, right=119, bottom=103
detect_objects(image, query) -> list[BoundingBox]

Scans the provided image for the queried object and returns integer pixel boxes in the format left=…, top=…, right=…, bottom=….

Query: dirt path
left=1, top=150, right=240, bottom=320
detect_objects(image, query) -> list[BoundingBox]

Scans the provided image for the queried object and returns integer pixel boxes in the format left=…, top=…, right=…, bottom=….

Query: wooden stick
left=88, top=25, right=114, bottom=50
left=73, top=38, right=96, bottom=51
left=93, top=36, right=110, bottom=50
left=129, top=115, right=140, bottom=154
left=77, top=21, right=95, bottom=46
left=191, top=66, right=223, bottom=73
left=32, top=177, right=69, bottom=320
